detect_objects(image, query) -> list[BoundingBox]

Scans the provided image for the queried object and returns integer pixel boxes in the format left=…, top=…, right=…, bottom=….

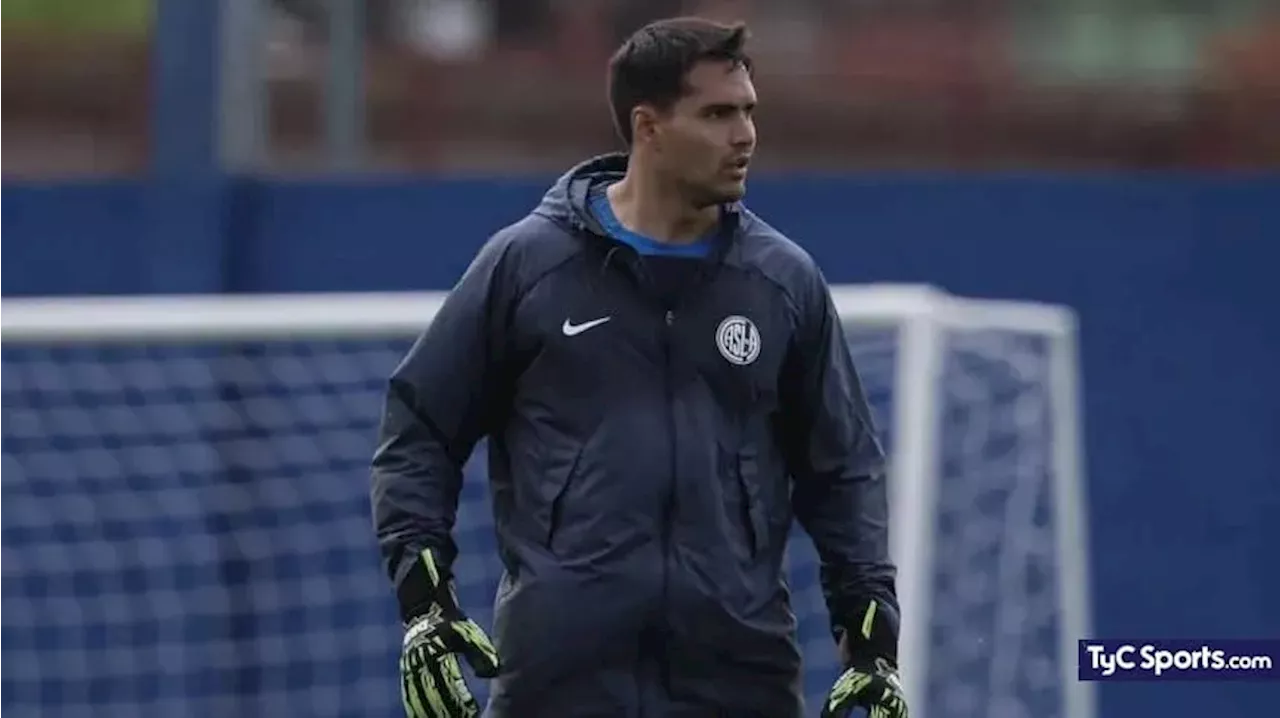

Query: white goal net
left=1, top=285, right=1092, bottom=718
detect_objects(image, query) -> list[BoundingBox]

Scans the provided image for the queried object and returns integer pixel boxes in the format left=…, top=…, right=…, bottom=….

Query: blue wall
left=5, top=174, right=1279, bottom=716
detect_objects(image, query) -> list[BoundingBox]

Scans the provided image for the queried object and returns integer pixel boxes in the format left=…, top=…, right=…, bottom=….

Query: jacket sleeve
left=371, top=233, right=518, bottom=620
left=780, top=265, right=900, bottom=661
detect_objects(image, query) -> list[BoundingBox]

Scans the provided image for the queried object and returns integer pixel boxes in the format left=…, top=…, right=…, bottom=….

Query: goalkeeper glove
left=398, top=550, right=500, bottom=718
left=821, top=599, right=909, bottom=718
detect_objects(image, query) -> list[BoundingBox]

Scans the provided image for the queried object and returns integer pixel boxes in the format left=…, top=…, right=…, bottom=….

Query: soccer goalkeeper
left=372, top=16, right=905, bottom=718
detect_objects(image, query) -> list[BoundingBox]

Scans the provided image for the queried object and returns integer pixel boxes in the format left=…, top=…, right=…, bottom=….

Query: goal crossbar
left=2, top=284, right=1074, bottom=343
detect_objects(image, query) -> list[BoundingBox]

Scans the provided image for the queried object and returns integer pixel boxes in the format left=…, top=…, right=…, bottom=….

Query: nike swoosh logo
left=562, top=316, right=611, bottom=336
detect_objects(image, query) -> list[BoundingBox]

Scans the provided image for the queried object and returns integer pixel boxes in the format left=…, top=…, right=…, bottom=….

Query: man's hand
left=820, top=656, right=908, bottom=718
left=821, top=599, right=908, bottom=718
left=399, top=551, right=500, bottom=718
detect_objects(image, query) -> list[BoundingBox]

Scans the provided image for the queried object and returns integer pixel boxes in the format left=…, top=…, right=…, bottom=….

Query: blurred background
left=4, top=0, right=1280, bottom=176
left=3, top=2, right=1280, bottom=718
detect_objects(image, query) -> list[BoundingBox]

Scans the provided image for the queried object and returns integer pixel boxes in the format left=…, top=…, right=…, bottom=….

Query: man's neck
left=606, top=171, right=719, bottom=245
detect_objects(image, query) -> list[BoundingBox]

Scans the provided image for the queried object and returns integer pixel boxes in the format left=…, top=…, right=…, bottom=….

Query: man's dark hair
left=607, top=17, right=752, bottom=146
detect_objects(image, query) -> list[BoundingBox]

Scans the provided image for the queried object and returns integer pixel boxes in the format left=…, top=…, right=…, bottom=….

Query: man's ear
left=631, top=104, right=660, bottom=146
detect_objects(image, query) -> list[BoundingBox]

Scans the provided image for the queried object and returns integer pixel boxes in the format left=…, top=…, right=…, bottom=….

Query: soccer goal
left=1, top=284, right=1092, bottom=718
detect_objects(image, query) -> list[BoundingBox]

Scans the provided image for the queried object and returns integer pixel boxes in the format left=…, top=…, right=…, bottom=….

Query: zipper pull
left=665, top=310, right=675, bottom=326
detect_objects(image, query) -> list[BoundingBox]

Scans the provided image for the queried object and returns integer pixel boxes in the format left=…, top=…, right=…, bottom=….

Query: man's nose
left=731, top=119, right=755, bottom=150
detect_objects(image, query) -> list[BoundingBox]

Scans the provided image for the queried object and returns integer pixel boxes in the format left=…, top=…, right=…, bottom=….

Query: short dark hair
left=607, top=17, right=752, bottom=146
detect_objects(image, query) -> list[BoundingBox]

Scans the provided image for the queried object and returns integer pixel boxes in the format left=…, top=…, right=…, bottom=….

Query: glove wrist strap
left=836, top=598, right=900, bottom=668
left=396, top=548, right=462, bottom=623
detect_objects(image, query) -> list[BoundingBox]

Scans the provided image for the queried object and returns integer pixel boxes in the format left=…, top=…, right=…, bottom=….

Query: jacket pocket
left=734, top=445, right=770, bottom=559
left=542, top=445, right=585, bottom=551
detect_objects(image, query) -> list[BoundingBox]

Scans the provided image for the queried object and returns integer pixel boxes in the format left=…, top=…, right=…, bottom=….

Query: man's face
left=647, top=60, right=757, bottom=207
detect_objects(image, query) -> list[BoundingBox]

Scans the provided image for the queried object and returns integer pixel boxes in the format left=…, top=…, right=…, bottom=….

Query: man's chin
left=713, top=180, right=748, bottom=204
left=689, top=180, right=747, bottom=208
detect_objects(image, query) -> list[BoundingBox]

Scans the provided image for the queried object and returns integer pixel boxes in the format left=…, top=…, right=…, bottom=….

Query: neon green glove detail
left=399, top=551, right=500, bottom=718
left=821, top=600, right=909, bottom=718
left=821, top=657, right=909, bottom=718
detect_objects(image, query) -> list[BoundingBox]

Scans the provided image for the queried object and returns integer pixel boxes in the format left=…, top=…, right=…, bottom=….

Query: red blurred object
left=3, top=1, right=1277, bottom=176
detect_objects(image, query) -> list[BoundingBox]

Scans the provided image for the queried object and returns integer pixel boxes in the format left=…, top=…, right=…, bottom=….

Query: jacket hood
left=532, top=153, right=629, bottom=235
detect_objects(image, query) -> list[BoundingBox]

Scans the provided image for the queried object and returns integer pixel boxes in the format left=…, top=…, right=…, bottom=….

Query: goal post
left=1, top=284, right=1092, bottom=718
left=823, top=286, right=1093, bottom=718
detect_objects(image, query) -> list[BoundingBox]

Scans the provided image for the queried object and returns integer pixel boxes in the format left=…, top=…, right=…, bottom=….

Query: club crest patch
left=716, top=315, right=761, bottom=366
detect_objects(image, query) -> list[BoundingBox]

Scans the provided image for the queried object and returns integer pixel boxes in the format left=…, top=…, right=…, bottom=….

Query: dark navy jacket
left=372, top=154, right=898, bottom=717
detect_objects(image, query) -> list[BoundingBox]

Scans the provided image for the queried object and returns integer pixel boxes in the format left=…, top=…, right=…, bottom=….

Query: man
left=372, top=16, right=907, bottom=718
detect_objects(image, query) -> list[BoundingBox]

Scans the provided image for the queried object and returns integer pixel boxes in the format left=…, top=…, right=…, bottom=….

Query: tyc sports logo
left=1079, top=640, right=1280, bottom=681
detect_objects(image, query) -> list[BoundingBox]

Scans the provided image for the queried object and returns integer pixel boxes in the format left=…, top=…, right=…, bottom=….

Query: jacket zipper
left=613, top=245, right=710, bottom=703
left=600, top=246, right=676, bottom=712
left=658, top=307, right=677, bottom=697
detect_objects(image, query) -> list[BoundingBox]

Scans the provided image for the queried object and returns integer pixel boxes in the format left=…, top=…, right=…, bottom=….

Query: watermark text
left=1079, top=640, right=1280, bottom=681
